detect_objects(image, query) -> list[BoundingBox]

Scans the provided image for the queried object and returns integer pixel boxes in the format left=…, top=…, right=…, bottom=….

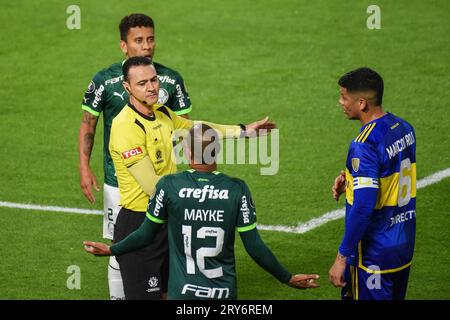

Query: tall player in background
left=78, top=13, right=192, bottom=300
left=84, top=124, right=320, bottom=299
left=329, top=68, right=416, bottom=300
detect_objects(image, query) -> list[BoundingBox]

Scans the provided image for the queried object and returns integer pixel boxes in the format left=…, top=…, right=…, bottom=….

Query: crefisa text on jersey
left=158, top=74, right=175, bottom=85
left=240, top=196, right=251, bottom=224
left=176, top=303, right=273, bottom=317
left=179, top=185, right=229, bottom=203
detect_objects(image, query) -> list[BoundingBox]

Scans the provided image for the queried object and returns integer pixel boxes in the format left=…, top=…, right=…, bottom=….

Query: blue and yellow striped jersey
left=340, top=112, right=416, bottom=273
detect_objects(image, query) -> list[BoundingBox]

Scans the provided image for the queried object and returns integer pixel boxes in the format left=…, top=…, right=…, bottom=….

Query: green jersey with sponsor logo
left=147, top=169, right=257, bottom=300
left=81, top=61, right=192, bottom=186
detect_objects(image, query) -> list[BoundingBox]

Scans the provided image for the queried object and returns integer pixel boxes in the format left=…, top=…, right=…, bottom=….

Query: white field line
left=1, top=167, right=449, bottom=234
left=0, top=202, right=102, bottom=215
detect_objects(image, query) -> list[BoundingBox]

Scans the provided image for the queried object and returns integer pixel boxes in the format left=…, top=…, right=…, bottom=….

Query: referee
left=108, top=56, right=276, bottom=299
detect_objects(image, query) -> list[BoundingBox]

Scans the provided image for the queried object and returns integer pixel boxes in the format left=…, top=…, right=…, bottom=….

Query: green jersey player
left=78, top=14, right=192, bottom=300
left=84, top=124, right=320, bottom=299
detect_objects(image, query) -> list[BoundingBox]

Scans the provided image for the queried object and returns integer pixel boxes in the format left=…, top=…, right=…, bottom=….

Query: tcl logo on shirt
left=122, top=147, right=143, bottom=159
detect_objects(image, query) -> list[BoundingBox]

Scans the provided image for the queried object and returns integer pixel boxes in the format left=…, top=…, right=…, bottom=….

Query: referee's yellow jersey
left=109, top=103, right=193, bottom=211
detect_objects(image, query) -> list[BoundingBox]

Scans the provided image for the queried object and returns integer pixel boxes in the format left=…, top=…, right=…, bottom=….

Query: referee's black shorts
left=114, top=207, right=169, bottom=300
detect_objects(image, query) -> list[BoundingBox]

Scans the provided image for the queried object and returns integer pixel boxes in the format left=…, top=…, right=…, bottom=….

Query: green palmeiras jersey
left=147, top=169, right=257, bottom=300
left=81, top=61, right=192, bottom=186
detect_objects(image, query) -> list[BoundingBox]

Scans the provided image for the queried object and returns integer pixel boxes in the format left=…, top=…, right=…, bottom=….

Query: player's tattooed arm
left=82, top=109, right=98, bottom=123
left=80, top=111, right=98, bottom=157
left=83, top=132, right=95, bottom=156
left=79, top=111, right=100, bottom=203
left=81, top=110, right=98, bottom=125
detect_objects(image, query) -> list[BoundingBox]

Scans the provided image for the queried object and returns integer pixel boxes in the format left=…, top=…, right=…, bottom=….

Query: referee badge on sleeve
left=352, top=158, right=360, bottom=173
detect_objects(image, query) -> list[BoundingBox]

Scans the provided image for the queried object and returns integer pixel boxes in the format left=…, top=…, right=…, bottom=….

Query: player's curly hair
left=119, top=13, right=155, bottom=41
left=338, top=67, right=384, bottom=106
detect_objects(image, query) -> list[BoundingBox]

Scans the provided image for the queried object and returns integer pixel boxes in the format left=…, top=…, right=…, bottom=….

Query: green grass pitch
left=0, top=0, right=449, bottom=299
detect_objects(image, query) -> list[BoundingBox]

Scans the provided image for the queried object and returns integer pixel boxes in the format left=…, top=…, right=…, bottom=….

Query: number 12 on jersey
left=182, top=225, right=225, bottom=279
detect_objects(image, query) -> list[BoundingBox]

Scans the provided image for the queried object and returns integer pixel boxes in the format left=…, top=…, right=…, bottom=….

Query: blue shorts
left=341, top=264, right=411, bottom=300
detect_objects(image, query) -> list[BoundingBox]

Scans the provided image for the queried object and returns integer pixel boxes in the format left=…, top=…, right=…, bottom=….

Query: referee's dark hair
left=338, top=67, right=384, bottom=106
left=119, top=13, right=155, bottom=41
left=122, top=56, right=153, bottom=82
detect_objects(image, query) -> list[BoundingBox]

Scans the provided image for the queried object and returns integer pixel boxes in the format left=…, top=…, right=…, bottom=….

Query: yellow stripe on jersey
left=354, top=123, right=377, bottom=143
left=360, top=123, right=377, bottom=143
left=355, top=124, right=371, bottom=142
left=345, top=163, right=416, bottom=209
left=358, top=242, right=412, bottom=274
left=355, top=125, right=371, bottom=142
left=349, top=266, right=355, bottom=299
left=349, top=265, right=359, bottom=300
left=390, top=122, right=400, bottom=130
left=345, top=169, right=354, bottom=204
left=376, top=162, right=417, bottom=209
left=355, top=265, right=359, bottom=300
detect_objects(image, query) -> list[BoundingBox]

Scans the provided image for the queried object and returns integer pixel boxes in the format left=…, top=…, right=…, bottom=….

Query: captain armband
left=353, top=177, right=379, bottom=190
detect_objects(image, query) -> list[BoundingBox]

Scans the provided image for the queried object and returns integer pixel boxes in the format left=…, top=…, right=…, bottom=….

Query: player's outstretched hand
left=332, top=170, right=346, bottom=201
left=83, top=241, right=111, bottom=256
left=288, top=274, right=320, bottom=289
left=80, top=166, right=100, bottom=204
left=244, top=116, right=277, bottom=137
